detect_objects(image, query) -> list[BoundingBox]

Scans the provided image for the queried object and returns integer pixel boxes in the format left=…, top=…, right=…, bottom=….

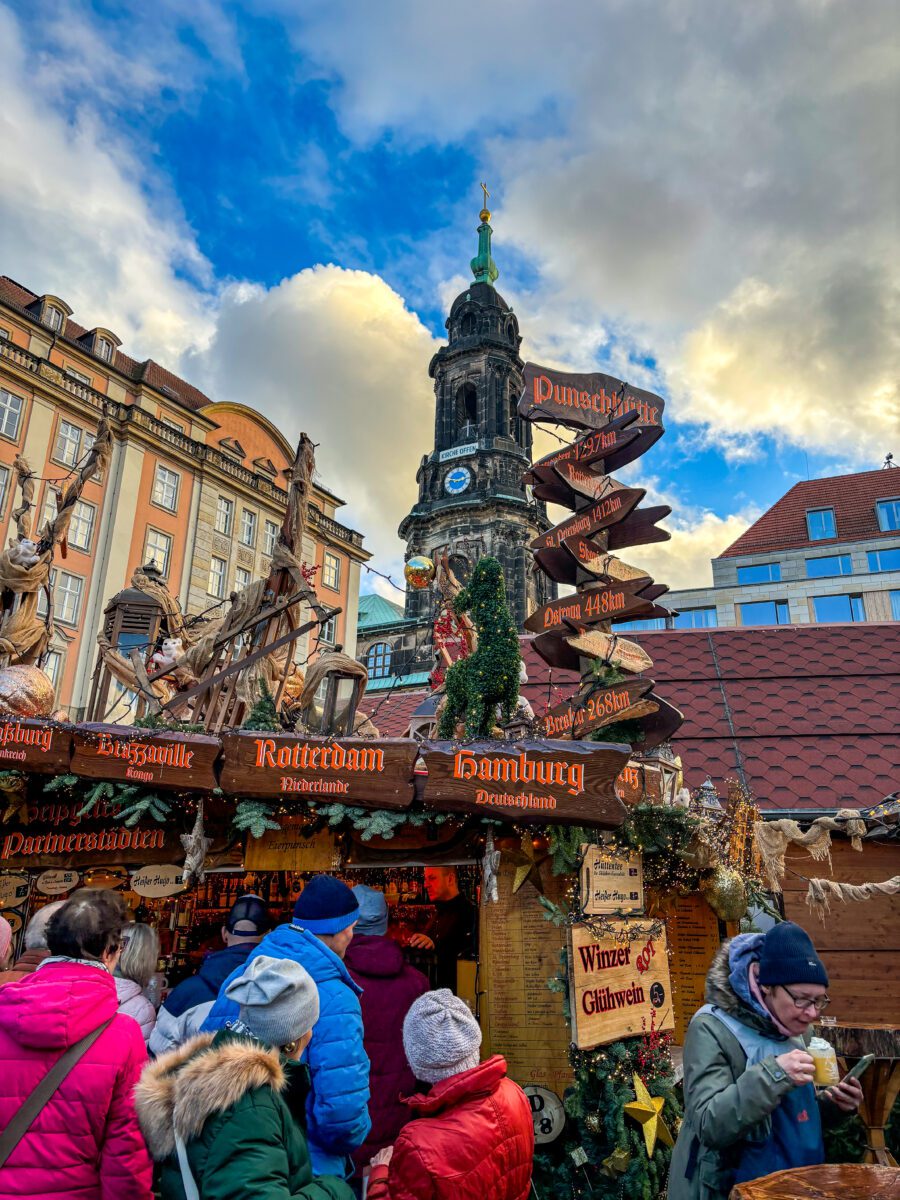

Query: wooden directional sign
left=71, top=724, right=219, bottom=792
left=527, top=416, right=640, bottom=479
left=553, top=464, right=626, bottom=505
left=420, top=740, right=629, bottom=828
left=539, top=680, right=655, bottom=739
left=606, top=504, right=672, bottom=551
left=519, top=364, right=665, bottom=431
left=628, top=698, right=684, bottom=750
left=531, top=489, right=646, bottom=553
left=524, top=580, right=670, bottom=636
left=0, top=718, right=72, bottom=775
left=220, top=733, right=417, bottom=810
left=530, top=628, right=653, bottom=675
left=562, top=540, right=652, bottom=584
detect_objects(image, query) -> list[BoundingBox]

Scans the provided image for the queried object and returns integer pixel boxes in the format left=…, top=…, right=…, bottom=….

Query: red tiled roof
left=369, top=624, right=900, bottom=812
left=719, top=469, right=900, bottom=558
left=0, top=276, right=213, bottom=414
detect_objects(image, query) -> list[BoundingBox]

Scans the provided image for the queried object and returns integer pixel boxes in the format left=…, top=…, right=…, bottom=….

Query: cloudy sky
left=1, top=1, right=897, bottom=597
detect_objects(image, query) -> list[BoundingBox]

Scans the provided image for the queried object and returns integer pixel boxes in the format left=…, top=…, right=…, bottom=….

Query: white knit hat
left=225, top=955, right=319, bottom=1047
left=402, top=988, right=482, bottom=1083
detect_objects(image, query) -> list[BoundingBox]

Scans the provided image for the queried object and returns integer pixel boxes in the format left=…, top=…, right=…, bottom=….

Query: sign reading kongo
left=220, top=734, right=418, bottom=810
left=569, top=919, right=674, bottom=1048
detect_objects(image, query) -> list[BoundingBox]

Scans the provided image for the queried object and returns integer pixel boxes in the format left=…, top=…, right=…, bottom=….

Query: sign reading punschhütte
left=71, top=724, right=219, bottom=791
left=569, top=920, right=674, bottom=1048
left=530, top=490, right=645, bottom=552
left=420, top=741, right=629, bottom=828
left=519, top=363, right=665, bottom=431
left=0, top=718, right=72, bottom=774
left=539, top=680, right=657, bottom=740
left=524, top=581, right=671, bottom=635
left=220, top=733, right=417, bottom=810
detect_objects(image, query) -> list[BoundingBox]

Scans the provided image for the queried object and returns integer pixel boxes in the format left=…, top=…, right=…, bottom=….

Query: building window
left=152, top=464, right=180, bottom=511
left=65, top=367, right=92, bottom=386
left=891, top=591, right=900, bottom=621
left=806, top=554, right=853, bottom=578
left=0, top=463, right=10, bottom=513
left=68, top=500, right=95, bottom=552
left=736, top=562, right=781, bottom=584
left=876, top=498, right=900, bottom=532
left=812, top=594, right=865, bottom=623
left=38, top=569, right=84, bottom=625
left=806, top=508, right=836, bottom=540
left=868, top=547, right=900, bottom=573
left=366, top=642, right=392, bottom=679
left=160, top=416, right=185, bottom=434
left=53, top=420, right=83, bottom=467
left=671, top=608, right=718, bottom=629
left=0, top=327, right=9, bottom=340
left=43, top=306, right=63, bottom=332
left=320, top=614, right=337, bottom=644
left=208, top=556, right=227, bottom=598
left=215, top=496, right=234, bottom=536
left=240, top=508, right=257, bottom=547
left=323, top=551, right=341, bottom=591
left=96, top=337, right=113, bottom=362
left=739, top=600, right=790, bottom=626
left=614, top=618, right=667, bottom=631
left=264, top=520, right=278, bottom=556
left=235, top=566, right=252, bottom=591
left=144, top=528, right=172, bottom=577
left=0, top=389, right=24, bottom=440
left=43, top=650, right=63, bottom=691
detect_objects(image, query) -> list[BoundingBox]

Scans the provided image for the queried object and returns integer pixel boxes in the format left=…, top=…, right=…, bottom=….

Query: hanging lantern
left=693, top=777, right=724, bottom=818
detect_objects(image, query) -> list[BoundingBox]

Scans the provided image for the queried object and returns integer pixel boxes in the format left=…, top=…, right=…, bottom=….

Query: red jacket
left=0, top=960, right=153, bottom=1200
left=367, top=1056, right=534, bottom=1200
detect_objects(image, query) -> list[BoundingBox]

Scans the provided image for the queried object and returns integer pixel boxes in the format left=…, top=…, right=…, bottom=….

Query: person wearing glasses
left=669, top=921, right=862, bottom=1200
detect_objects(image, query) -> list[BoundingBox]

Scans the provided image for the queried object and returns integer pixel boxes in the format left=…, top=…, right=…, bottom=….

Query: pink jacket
left=0, top=960, right=153, bottom=1200
left=114, top=976, right=157, bottom=1045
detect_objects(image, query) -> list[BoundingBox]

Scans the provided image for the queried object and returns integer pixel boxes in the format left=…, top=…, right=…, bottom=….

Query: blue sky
left=1, top=1, right=896, bottom=594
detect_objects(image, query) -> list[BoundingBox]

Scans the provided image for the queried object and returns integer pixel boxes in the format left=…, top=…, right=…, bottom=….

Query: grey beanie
left=352, top=884, right=389, bottom=936
left=225, top=954, right=320, bottom=1047
left=403, top=988, right=482, bottom=1083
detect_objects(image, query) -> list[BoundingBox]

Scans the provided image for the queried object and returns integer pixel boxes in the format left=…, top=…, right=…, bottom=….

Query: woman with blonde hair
left=115, top=924, right=159, bottom=1044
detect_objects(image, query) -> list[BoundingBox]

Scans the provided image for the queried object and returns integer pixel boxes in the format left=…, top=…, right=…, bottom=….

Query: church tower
left=399, top=192, right=553, bottom=628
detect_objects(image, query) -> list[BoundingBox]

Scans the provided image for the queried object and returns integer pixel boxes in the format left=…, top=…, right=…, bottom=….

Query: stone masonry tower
left=399, top=192, right=553, bottom=628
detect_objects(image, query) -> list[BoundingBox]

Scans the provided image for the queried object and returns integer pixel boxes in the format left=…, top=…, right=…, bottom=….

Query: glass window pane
left=144, top=528, right=171, bottom=576
left=240, top=509, right=256, bottom=546
left=850, top=595, right=865, bottom=622
left=736, top=563, right=781, bottom=584
left=43, top=650, right=62, bottom=689
left=868, top=548, right=900, bottom=572
left=68, top=500, right=95, bottom=551
left=235, top=566, right=251, bottom=590
left=0, top=390, right=22, bottom=440
left=55, top=572, right=83, bottom=624
left=323, top=552, right=341, bottom=590
left=0, top=464, right=10, bottom=512
left=215, top=496, right=233, bottom=535
left=891, top=591, right=900, bottom=620
left=614, top=618, right=667, bottom=631
left=672, top=608, right=718, bottom=629
left=806, top=508, right=836, bottom=540
left=366, top=642, right=392, bottom=678
left=208, top=556, right=226, bottom=598
left=806, top=555, right=853, bottom=578
left=320, top=615, right=336, bottom=643
left=54, top=420, right=82, bottom=467
left=876, top=499, right=900, bottom=532
left=739, top=600, right=791, bottom=626
left=812, top=594, right=865, bottom=623
left=153, top=465, right=179, bottom=511
left=264, top=520, right=278, bottom=556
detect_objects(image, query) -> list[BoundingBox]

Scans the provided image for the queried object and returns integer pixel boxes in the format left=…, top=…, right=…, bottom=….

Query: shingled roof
left=0, top=276, right=213, bottom=414
left=718, top=469, right=900, bottom=558
left=368, top=623, right=899, bottom=813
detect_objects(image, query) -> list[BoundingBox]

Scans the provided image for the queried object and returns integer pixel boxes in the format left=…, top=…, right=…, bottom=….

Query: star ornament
left=624, top=1073, right=675, bottom=1158
left=506, top=834, right=550, bottom=895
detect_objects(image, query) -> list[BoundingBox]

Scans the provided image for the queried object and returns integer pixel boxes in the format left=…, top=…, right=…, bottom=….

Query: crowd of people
left=0, top=877, right=863, bottom=1199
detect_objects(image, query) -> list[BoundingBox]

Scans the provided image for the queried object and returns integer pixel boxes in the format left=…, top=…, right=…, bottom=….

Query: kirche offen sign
left=519, top=363, right=665, bottom=431
left=420, top=741, right=629, bottom=828
left=219, top=733, right=418, bottom=810
left=0, top=718, right=72, bottom=774
left=569, top=920, right=674, bottom=1048
left=71, top=724, right=220, bottom=792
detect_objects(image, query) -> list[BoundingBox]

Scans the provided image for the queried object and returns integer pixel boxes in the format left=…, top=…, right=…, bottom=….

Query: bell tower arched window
left=460, top=312, right=476, bottom=337
left=455, top=382, right=478, bottom=443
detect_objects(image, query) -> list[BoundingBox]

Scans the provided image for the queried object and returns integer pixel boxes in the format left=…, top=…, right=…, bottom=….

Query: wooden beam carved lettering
left=71, top=724, right=220, bottom=791
left=0, top=718, right=72, bottom=774
left=519, top=364, right=665, bottom=431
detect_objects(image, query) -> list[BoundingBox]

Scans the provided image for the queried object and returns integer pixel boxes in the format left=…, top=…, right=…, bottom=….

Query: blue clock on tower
left=444, top=466, right=472, bottom=495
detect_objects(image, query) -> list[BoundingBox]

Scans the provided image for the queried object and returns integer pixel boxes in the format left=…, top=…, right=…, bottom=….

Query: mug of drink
left=808, top=1036, right=839, bottom=1085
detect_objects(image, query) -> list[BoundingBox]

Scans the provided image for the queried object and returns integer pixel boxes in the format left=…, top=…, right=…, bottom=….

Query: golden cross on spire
left=480, top=181, right=491, bottom=222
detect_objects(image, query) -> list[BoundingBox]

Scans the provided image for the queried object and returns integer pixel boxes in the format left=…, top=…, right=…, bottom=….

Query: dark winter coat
left=668, top=937, right=846, bottom=1200
left=344, top=934, right=429, bottom=1173
left=135, top=1030, right=354, bottom=1200
left=367, top=1056, right=534, bottom=1200
left=0, top=947, right=49, bottom=988
left=150, top=942, right=257, bottom=1057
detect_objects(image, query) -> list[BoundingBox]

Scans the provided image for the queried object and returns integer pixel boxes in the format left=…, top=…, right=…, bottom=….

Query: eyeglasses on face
left=780, top=985, right=830, bottom=1013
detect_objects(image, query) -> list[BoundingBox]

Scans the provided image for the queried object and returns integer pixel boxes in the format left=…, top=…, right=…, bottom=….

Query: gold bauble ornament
left=623, top=1074, right=675, bottom=1158
left=404, top=556, right=436, bottom=590
left=0, top=664, right=56, bottom=718
left=700, top=865, right=748, bottom=922
left=584, top=1112, right=602, bottom=1134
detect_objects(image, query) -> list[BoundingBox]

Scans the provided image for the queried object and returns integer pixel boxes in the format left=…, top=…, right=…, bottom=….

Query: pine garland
left=234, top=683, right=282, bottom=838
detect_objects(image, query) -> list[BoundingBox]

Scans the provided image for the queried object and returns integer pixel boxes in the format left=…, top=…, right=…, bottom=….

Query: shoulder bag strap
left=0, top=1016, right=114, bottom=1170
left=175, top=1132, right=201, bottom=1200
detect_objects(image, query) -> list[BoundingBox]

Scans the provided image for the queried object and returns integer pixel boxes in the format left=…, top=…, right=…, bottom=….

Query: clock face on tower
left=444, top=466, right=472, bottom=495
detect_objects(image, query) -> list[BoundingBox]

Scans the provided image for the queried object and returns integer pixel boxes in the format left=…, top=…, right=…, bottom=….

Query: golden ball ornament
left=0, top=664, right=56, bottom=717
left=700, top=865, right=748, bottom=922
left=404, top=556, right=436, bottom=590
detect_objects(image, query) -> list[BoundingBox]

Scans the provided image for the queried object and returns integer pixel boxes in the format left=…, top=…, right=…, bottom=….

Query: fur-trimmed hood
left=705, top=935, right=778, bottom=1037
left=135, top=1030, right=286, bottom=1160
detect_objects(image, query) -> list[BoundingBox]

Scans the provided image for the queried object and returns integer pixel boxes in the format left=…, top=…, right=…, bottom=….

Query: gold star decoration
left=623, top=1073, right=675, bottom=1158
left=505, top=833, right=550, bottom=895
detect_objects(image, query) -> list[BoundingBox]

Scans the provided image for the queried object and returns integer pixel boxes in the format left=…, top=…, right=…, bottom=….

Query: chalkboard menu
left=479, top=857, right=574, bottom=1101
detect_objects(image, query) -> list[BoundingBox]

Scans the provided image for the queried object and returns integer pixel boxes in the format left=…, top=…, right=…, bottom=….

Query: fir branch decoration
left=114, top=787, right=172, bottom=826
left=242, top=683, right=280, bottom=731
left=234, top=799, right=281, bottom=839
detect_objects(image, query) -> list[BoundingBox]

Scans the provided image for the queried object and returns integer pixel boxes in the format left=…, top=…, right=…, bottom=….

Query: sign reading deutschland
left=519, top=363, right=665, bottom=431
left=220, top=733, right=417, bottom=810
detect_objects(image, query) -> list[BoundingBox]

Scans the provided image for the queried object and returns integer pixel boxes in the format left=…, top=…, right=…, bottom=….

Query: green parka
left=134, top=1030, right=354, bottom=1200
left=667, top=940, right=844, bottom=1200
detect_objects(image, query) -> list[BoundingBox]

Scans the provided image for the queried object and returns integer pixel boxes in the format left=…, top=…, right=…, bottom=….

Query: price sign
left=524, top=1085, right=565, bottom=1145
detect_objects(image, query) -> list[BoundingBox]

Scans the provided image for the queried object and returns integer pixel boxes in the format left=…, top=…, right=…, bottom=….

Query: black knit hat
left=757, top=921, right=828, bottom=987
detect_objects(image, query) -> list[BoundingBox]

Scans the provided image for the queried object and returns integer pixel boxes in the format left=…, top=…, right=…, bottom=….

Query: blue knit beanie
left=293, top=875, right=359, bottom=936
left=757, top=921, right=828, bottom=988
left=352, top=884, right=389, bottom=937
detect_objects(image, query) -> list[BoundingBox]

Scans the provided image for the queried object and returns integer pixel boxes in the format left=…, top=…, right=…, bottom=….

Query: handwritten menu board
left=479, top=858, right=573, bottom=1101
left=665, top=894, right=722, bottom=1042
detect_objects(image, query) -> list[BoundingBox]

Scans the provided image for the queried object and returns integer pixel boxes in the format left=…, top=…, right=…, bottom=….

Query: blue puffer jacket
left=202, top=923, right=371, bottom=1177
left=149, top=941, right=257, bottom=1057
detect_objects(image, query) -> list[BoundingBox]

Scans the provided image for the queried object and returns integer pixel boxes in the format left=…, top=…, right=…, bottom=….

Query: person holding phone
left=669, top=922, right=863, bottom=1200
